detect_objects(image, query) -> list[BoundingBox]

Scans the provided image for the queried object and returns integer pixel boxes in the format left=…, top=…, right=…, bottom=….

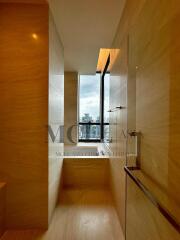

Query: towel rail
left=124, top=166, right=180, bottom=233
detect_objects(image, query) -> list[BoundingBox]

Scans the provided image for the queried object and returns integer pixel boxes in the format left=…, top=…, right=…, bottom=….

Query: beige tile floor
left=1, top=188, right=124, bottom=240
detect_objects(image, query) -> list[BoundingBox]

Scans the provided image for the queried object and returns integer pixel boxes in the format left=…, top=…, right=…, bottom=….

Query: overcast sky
left=79, top=74, right=100, bottom=121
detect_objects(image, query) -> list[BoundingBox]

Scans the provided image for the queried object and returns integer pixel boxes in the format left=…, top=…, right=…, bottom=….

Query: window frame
left=78, top=55, right=110, bottom=142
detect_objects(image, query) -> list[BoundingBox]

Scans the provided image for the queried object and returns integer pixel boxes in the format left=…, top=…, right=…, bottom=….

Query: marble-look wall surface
left=0, top=3, right=49, bottom=228
left=109, top=41, right=128, bottom=236
left=110, top=0, right=180, bottom=239
left=128, top=0, right=180, bottom=215
left=48, top=12, right=64, bottom=223
left=64, top=72, right=78, bottom=145
left=0, top=0, right=46, bottom=3
left=0, top=183, right=6, bottom=237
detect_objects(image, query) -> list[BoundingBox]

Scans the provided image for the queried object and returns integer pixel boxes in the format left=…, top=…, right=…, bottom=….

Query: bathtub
left=64, top=146, right=99, bottom=156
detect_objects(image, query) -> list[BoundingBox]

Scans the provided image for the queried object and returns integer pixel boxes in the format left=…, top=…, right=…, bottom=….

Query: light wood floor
left=1, top=188, right=124, bottom=240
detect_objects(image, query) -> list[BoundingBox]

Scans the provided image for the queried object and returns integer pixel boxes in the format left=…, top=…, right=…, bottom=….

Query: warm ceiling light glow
left=96, top=48, right=111, bottom=72
left=109, top=49, right=120, bottom=71
left=96, top=48, right=120, bottom=72
left=32, top=33, right=38, bottom=40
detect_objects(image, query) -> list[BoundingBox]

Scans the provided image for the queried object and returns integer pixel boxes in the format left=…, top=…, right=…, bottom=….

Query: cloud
left=79, top=74, right=100, bottom=120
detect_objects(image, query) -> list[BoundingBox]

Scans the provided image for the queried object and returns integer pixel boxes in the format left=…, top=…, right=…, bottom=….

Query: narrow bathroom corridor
left=0, top=1, right=180, bottom=239
left=1, top=158, right=124, bottom=240
left=1, top=189, right=123, bottom=240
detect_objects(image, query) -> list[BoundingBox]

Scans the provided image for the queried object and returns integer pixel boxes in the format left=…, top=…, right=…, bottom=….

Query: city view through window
left=103, top=73, right=110, bottom=142
left=79, top=73, right=110, bottom=141
left=79, top=74, right=101, bottom=140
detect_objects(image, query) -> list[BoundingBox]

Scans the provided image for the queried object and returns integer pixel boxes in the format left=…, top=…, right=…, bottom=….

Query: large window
left=78, top=57, right=110, bottom=142
left=79, top=74, right=101, bottom=141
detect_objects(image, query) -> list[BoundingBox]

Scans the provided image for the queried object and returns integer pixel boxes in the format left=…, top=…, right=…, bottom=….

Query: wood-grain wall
left=63, top=158, right=109, bottom=188
left=0, top=0, right=46, bottom=4
left=0, top=3, right=49, bottom=228
left=109, top=41, right=128, bottom=236
left=109, top=0, right=180, bottom=239
left=0, top=183, right=6, bottom=237
left=48, top=12, right=64, bottom=223
left=64, top=72, right=78, bottom=145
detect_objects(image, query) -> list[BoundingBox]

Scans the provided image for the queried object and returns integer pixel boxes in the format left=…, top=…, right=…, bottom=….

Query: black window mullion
left=100, top=55, right=110, bottom=142
left=78, top=57, right=110, bottom=143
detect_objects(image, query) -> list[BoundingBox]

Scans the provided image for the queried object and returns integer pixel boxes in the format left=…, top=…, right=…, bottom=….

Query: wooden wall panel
left=0, top=183, right=6, bottom=237
left=48, top=13, right=64, bottom=223
left=0, top=0, right=46, bottom=4
left=64, top=72, right=78, bottom=145
left=110, top=0, right=180, bottom=238
left=126, top=176, right=180, bottom=240
left=129, top=0, right=180, bottom=222
left=109, top=39, right=128, bottom=237
left=0, top=3, right=49, bottom=228
left=63, top=158, right=109, bottom=188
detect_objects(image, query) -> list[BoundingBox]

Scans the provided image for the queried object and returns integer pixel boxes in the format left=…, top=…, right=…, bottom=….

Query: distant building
left=79, top=113, right=100, bottom=140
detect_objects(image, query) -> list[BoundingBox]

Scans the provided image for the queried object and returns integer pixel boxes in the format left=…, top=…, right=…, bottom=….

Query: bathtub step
left=62, top=157, right=109, bottom=188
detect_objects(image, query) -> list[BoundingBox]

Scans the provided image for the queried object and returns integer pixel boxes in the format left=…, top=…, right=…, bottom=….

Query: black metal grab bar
left=124, top=166, right=180, bottom=233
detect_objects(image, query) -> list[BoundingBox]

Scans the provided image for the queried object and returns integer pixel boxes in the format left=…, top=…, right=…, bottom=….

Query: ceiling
left=48, top=0, right=126, bottom=74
